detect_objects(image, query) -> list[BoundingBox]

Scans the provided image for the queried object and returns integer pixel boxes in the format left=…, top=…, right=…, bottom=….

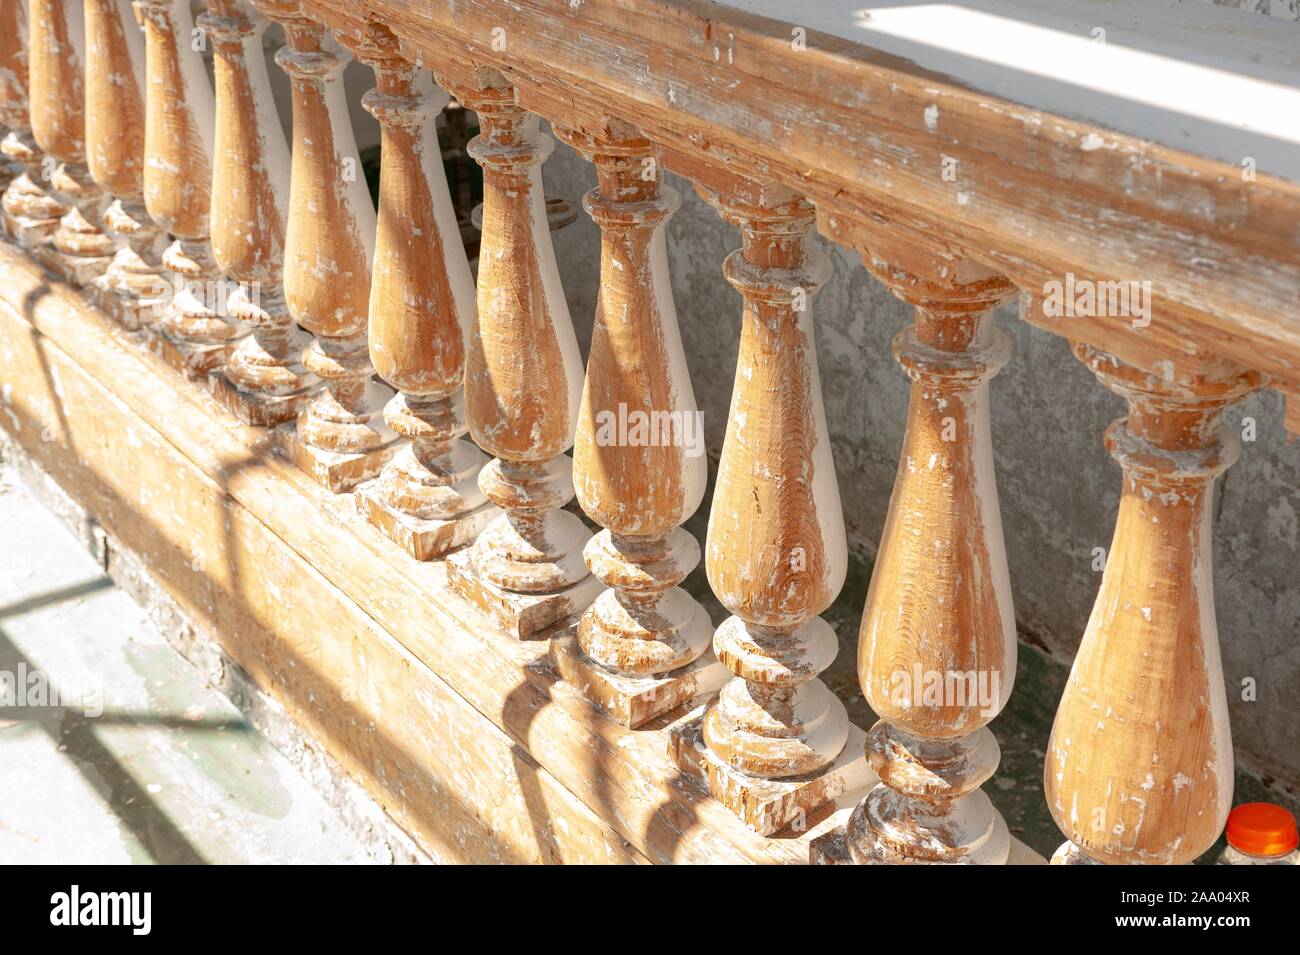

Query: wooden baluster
left=832, top=230, right=1018, bottom=864
left=272, top=5, right=395, bottom=492
left=546, top=121, right=724, bottom=727
left=1, top=0, right=70, bottom=247
left=204, top=0, right=316, bottom=425
left=350, top=29, right=495, bottom=556
left=1045, top=347, right=1259, bottom=865
left=27, top=0, right=116, bottom=284
left=668, top=182, right=869, bottom=835
left=137, top=0, right=245, bottom=376
left=440, top=70, right=599, bottom=640
left=0, top=0, right=28, bottom=196
left=83, top=0, right=166, bottom=327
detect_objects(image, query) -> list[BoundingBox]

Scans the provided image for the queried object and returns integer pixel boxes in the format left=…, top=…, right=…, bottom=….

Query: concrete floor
left=0, top=468, right=373, bottom=864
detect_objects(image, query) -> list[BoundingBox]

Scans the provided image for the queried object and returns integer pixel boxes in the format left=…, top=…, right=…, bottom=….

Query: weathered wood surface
left=350, top=0, right=1300, bottom=417
left=353, top=24, right=495, bottom=559
left=205, top=0, right=317, bottom=425
left=1044, top=346, right=1258, bottom=865
left=1, top=0, right=70, bottom=249
left=0, top=241, right=844, bottom=863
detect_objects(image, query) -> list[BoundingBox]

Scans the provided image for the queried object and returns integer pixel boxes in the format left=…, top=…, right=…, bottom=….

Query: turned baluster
left=27, top=0, right=116, bottom=284
left=273, top=5, right=394, bottom=492
left=839, top=233, right=1018, bottom=864
left=547, top=121, right=723, bottom=727
left=83, top=0, right=167, bottom=327
left=1, top=0, right=69, bottom=247
left=137, top=0, right=245, bottom=375
left=350, top=29, right=494, bottom=556
left=668, top=183, right=868, bottom=836
left=203, top=0, right=316, bottom=425
left=440, top=72, right=598, bottom=639
left=0, top=0, right=26, bottom=197
left=1045, top=347, right=1259, bottom=865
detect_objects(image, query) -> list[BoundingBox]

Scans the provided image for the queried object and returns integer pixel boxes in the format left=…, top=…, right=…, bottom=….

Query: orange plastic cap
left=1225, top=803, right=1299, bottom=857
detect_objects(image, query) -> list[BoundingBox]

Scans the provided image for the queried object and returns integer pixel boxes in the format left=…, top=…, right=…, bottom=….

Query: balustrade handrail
left=321, top=0, right=1300, bottom=422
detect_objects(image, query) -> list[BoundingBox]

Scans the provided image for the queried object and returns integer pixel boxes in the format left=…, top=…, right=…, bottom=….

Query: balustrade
left=827, top=224, right=1018, bottom=864
left=348, top=26, right=496, bottom=555
left=0, top=0, right=1292, bottom=867
left=546, top=121, right=724, bottom=728
left=1044, top=348, right=1259, bottom=865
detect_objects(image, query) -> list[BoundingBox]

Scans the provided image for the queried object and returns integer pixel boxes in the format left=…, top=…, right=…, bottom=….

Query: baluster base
left=356, top=480, right=499, bottom=561
left=274, top=421, right=403, bottom=495
left=89, top=250, right=169, bottom=331
left=668, top=707, right=873, bottom=836
left=148, top=333, right=240, bottom=382
left=544, top=629, right=727, bottom=729
left=809, top=812, right=1046, bottom=864
left=211, top=369, right=318, bottom=428
left=2, top=213, right=61, bottom=250
left=446, top=545, right=603, bottom=640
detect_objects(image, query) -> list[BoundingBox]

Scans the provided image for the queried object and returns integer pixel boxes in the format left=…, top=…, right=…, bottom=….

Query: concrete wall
left=540, top=132, right=1300, bottom=791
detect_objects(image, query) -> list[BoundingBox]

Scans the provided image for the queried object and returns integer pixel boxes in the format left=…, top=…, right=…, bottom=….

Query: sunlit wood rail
left=1, top=0, right=1296, bottom=864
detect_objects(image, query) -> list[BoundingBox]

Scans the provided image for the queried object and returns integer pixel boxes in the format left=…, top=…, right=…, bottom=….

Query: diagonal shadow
left=0, top=576, right=114, bottom=620
left=0, top=622, right=209, bottom=864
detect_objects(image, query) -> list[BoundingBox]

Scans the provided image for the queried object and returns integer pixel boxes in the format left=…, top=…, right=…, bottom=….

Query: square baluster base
left=809, top=806, right=1049, bottom=865
left=445, top=547, right=603, bottom=639
left=86, top=279, right=159, bottom=332
left=355, top=481, right=499, bottom=561
left=35, top=247, right=111, bottom=288
left=210, top=369, right=315, bottom=428
left=545, top=629, right=729, bottom=728
left=668, top=707, right=874, bottom=836
left=273, top=423, right=401, bottom=494
left=3, top=217, right=57, bottom=253
left=147, top=331, right=238, bottom=382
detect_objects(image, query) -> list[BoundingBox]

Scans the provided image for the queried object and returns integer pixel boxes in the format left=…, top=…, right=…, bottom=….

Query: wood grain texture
left=274, top=3, right=394, bottom=479
left=1, top=0, right=69, bottom=248
left=559, top=122, right=717, bottom=725
left=205, top=0, right=316, bottom=425
left=845, top=231, right=1017, bottom=864
left=1044, top=346, right=1260, bottom=865
left=689, top=184, right=852, bottom=795
left=83, top=0, right=166, bottom=327
left=353, top=24, right=493, bottom=557
left=440, top=69, right=594, bottom=632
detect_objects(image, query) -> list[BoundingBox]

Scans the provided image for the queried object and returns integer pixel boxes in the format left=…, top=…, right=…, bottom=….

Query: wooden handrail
left=340, top=0, right=1300, bottom=425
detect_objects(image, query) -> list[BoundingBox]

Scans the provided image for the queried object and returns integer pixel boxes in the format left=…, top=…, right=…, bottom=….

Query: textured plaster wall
left=540, top=127, right=1300, bottom=791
